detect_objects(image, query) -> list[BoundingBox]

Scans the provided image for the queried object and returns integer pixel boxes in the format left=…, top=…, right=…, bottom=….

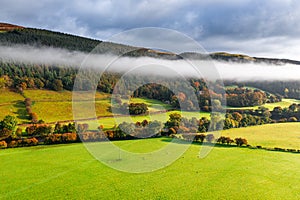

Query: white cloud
left=1, top=45, right=299, bottom=81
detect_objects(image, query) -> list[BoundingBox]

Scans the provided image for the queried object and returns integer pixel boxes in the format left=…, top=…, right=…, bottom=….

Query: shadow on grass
left=160, top=137, right=237, bottom=148
left=13, top=100, right=29, bottom=122
left=160, top=137, right=300, bottom=154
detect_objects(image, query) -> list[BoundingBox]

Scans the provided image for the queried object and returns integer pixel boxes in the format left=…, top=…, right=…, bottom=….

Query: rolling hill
left=1, top=22, right=300, bottom=64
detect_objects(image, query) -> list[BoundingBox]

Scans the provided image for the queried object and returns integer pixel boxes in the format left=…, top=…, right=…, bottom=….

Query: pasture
left=20, top=89, right=209, bottom=125
left=221, top=122, right=300, bottom=149
left=226, top=98, right=300, bottom=110
left=0, top=138, right=299, bottom=199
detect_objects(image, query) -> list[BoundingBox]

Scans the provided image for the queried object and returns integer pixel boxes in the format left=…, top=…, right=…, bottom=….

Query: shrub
left=235, top=138, right=248, bottom=146
left=26, top=125, right=52, bottom=136
left=217, top=136, right=234, bottom=145
left=178, top=126, right=190, bottom=133
left=168, top=127, right=177, bottom=135
left=26, top=106, right=32, bottom=114
left=44, top=134, right=62, bottom=144
left=0, top=141, right=7, bottom=149
left=24, top=98, right=32, bottom=107
left=22, top=137, right=39, bottom=146
left=194, top=134, right=206, bottom=143
left=62, top=133, right=78, bottom=143
left=29, top=137, right=38, bottom=146
left=81, top=131, right=106, bottom=142
left=128, top=103, right=148, bottom=115
left=278, top=118, right=287, bottom=123
left=182, top=134, right=195, bottom=141
left=288, top=117, right=298, bottom=122
left=287, top=149, right=297, bottom=152
left=206, top=134, right=215, bottom=143
left=77, top=123, right=89, bottom=134
left=15, top=127, right=23, bottom=136
left=8, top=140, right=19, bottom=148
left=30, top=112, right=38, bottom=123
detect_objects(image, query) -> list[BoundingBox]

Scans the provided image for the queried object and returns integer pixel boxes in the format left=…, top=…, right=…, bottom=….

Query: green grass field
left=24, top=89, right=110, bottom=101
left=226, top=98, right=300, bottom=110
left=83, top=110, right=210, bottom=129
left=1, top=89, right=300, bottom=138
left=0, top=89, right=210, bottom=126
left=22, top=89, right=209, bottom=125
left=0, top=89, right=28, bottom=122
left=221, top=122, right=300, bottom=149
left=0, top=89, right=24, bottom=104
left=129, top=97, right=173, bottom=111
left=32, top=100, right=112, bottom=122
left=0, top=138, right=299, bottom=199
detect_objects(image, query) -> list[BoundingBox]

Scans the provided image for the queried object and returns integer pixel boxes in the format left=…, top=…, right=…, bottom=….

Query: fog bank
left=0, top=45, right=299, bottom=81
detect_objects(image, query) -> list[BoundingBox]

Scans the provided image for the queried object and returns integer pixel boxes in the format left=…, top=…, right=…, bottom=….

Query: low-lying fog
left=1, top=45, right=299, bottom=81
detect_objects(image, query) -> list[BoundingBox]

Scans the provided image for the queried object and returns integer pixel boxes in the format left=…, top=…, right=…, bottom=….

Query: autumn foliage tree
left=0, top=115, right=17, bottom=137
left=30, top=112, right=38, bottom=123
left=235, top=138, right=248, bottom=146
left=128, top=103, right=148, bottom=115
left=206, top=134, right=215, bottom=143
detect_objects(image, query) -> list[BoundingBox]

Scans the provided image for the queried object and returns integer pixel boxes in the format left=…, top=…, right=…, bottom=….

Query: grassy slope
left=221, top=122, right=300, bottom=149
left=87, top=111, right=210, bottom=129
left=23, top=90, right=110, bottom=101
left=227, top=98, right=300, bottom=110
left=0, top=139, right=299, bottom=199
left=0, top=89, right=209, bottom=125
left=1, top=89, right=299, bottom=130
left=225, top=85, right=300, bottom=110
left=0, top=89, right=24, bottom=104
left=0, top=89, right=27, bottom=122
left=23, top=89, right=209, bottom=125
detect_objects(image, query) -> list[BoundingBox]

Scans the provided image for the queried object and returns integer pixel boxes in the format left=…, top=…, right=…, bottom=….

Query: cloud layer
left=1, top=45, right=299, bottom=81
left=1, top=0, right=300, bottom=60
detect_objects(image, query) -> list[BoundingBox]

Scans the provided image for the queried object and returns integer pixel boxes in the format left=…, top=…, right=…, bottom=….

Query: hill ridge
left=0, top=22, right=299, bottom=65
left=0, top=22, right=24, bottom=31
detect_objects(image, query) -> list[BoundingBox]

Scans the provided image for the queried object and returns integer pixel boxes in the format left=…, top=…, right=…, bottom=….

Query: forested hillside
left=0, top=25, right=137, bottom=54
left=1, top=23, right=300, bottom=110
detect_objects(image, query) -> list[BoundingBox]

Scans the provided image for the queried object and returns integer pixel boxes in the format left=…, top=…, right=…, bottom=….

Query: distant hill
left=180, top=52, right=300, bottom=65
left=0, top=22, right=299, bottom=64
left=0, top=23, right=137, bottom=54
left=0, top=22, right=24, bottom=31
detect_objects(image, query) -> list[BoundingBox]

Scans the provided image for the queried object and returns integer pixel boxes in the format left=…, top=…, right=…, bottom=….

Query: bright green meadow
left=0, top=138, right=299, bottom=199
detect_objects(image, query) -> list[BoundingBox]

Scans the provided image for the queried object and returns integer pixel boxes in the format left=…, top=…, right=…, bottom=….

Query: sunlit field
left=0, top=138, right=299, bottom=199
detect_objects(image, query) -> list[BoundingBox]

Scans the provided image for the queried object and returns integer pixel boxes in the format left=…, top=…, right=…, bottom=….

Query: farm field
left=0, top=89, right=24, bottom=104
left=0, top=89, right=26, bottom=121
left=0, top=138, right=299, bottom=199
left=82, top=110, right=210, bottom=130
left=1, top=89, right=300, bottom=128
left=226, top=98, right=300, bottom=110
left=0, top=89, right=210, bottom=125
left=221, top=122, right=300, bottom=149
left=23, top=89, right=111, bottom=101
left=32, top=100, right=112, bottom=123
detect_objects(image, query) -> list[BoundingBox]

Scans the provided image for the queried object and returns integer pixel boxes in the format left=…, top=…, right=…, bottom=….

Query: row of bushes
left=251, top=146, right=300, bottom=153
left=0, top=137, right=38, bottom=148
left=44, top=133, right=78, bottom=144
left=44, top=130, right=132, bottom=144
left=24, top=98, right=40, bottom=123
left=172, top=134, right=248, bottom=146
left=172, top=133, right=300, bottom=153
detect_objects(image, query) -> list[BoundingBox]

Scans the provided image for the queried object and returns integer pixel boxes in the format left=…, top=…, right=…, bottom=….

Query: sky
left=1, top=0, right=300, bottom=60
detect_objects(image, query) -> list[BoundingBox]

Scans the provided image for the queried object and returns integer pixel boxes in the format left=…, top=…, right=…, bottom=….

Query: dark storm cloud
left=0, top=0, right=300, bottom=59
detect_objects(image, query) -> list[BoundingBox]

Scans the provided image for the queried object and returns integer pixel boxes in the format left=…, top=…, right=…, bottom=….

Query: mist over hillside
left=1, top=22, right=300, bottom=65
